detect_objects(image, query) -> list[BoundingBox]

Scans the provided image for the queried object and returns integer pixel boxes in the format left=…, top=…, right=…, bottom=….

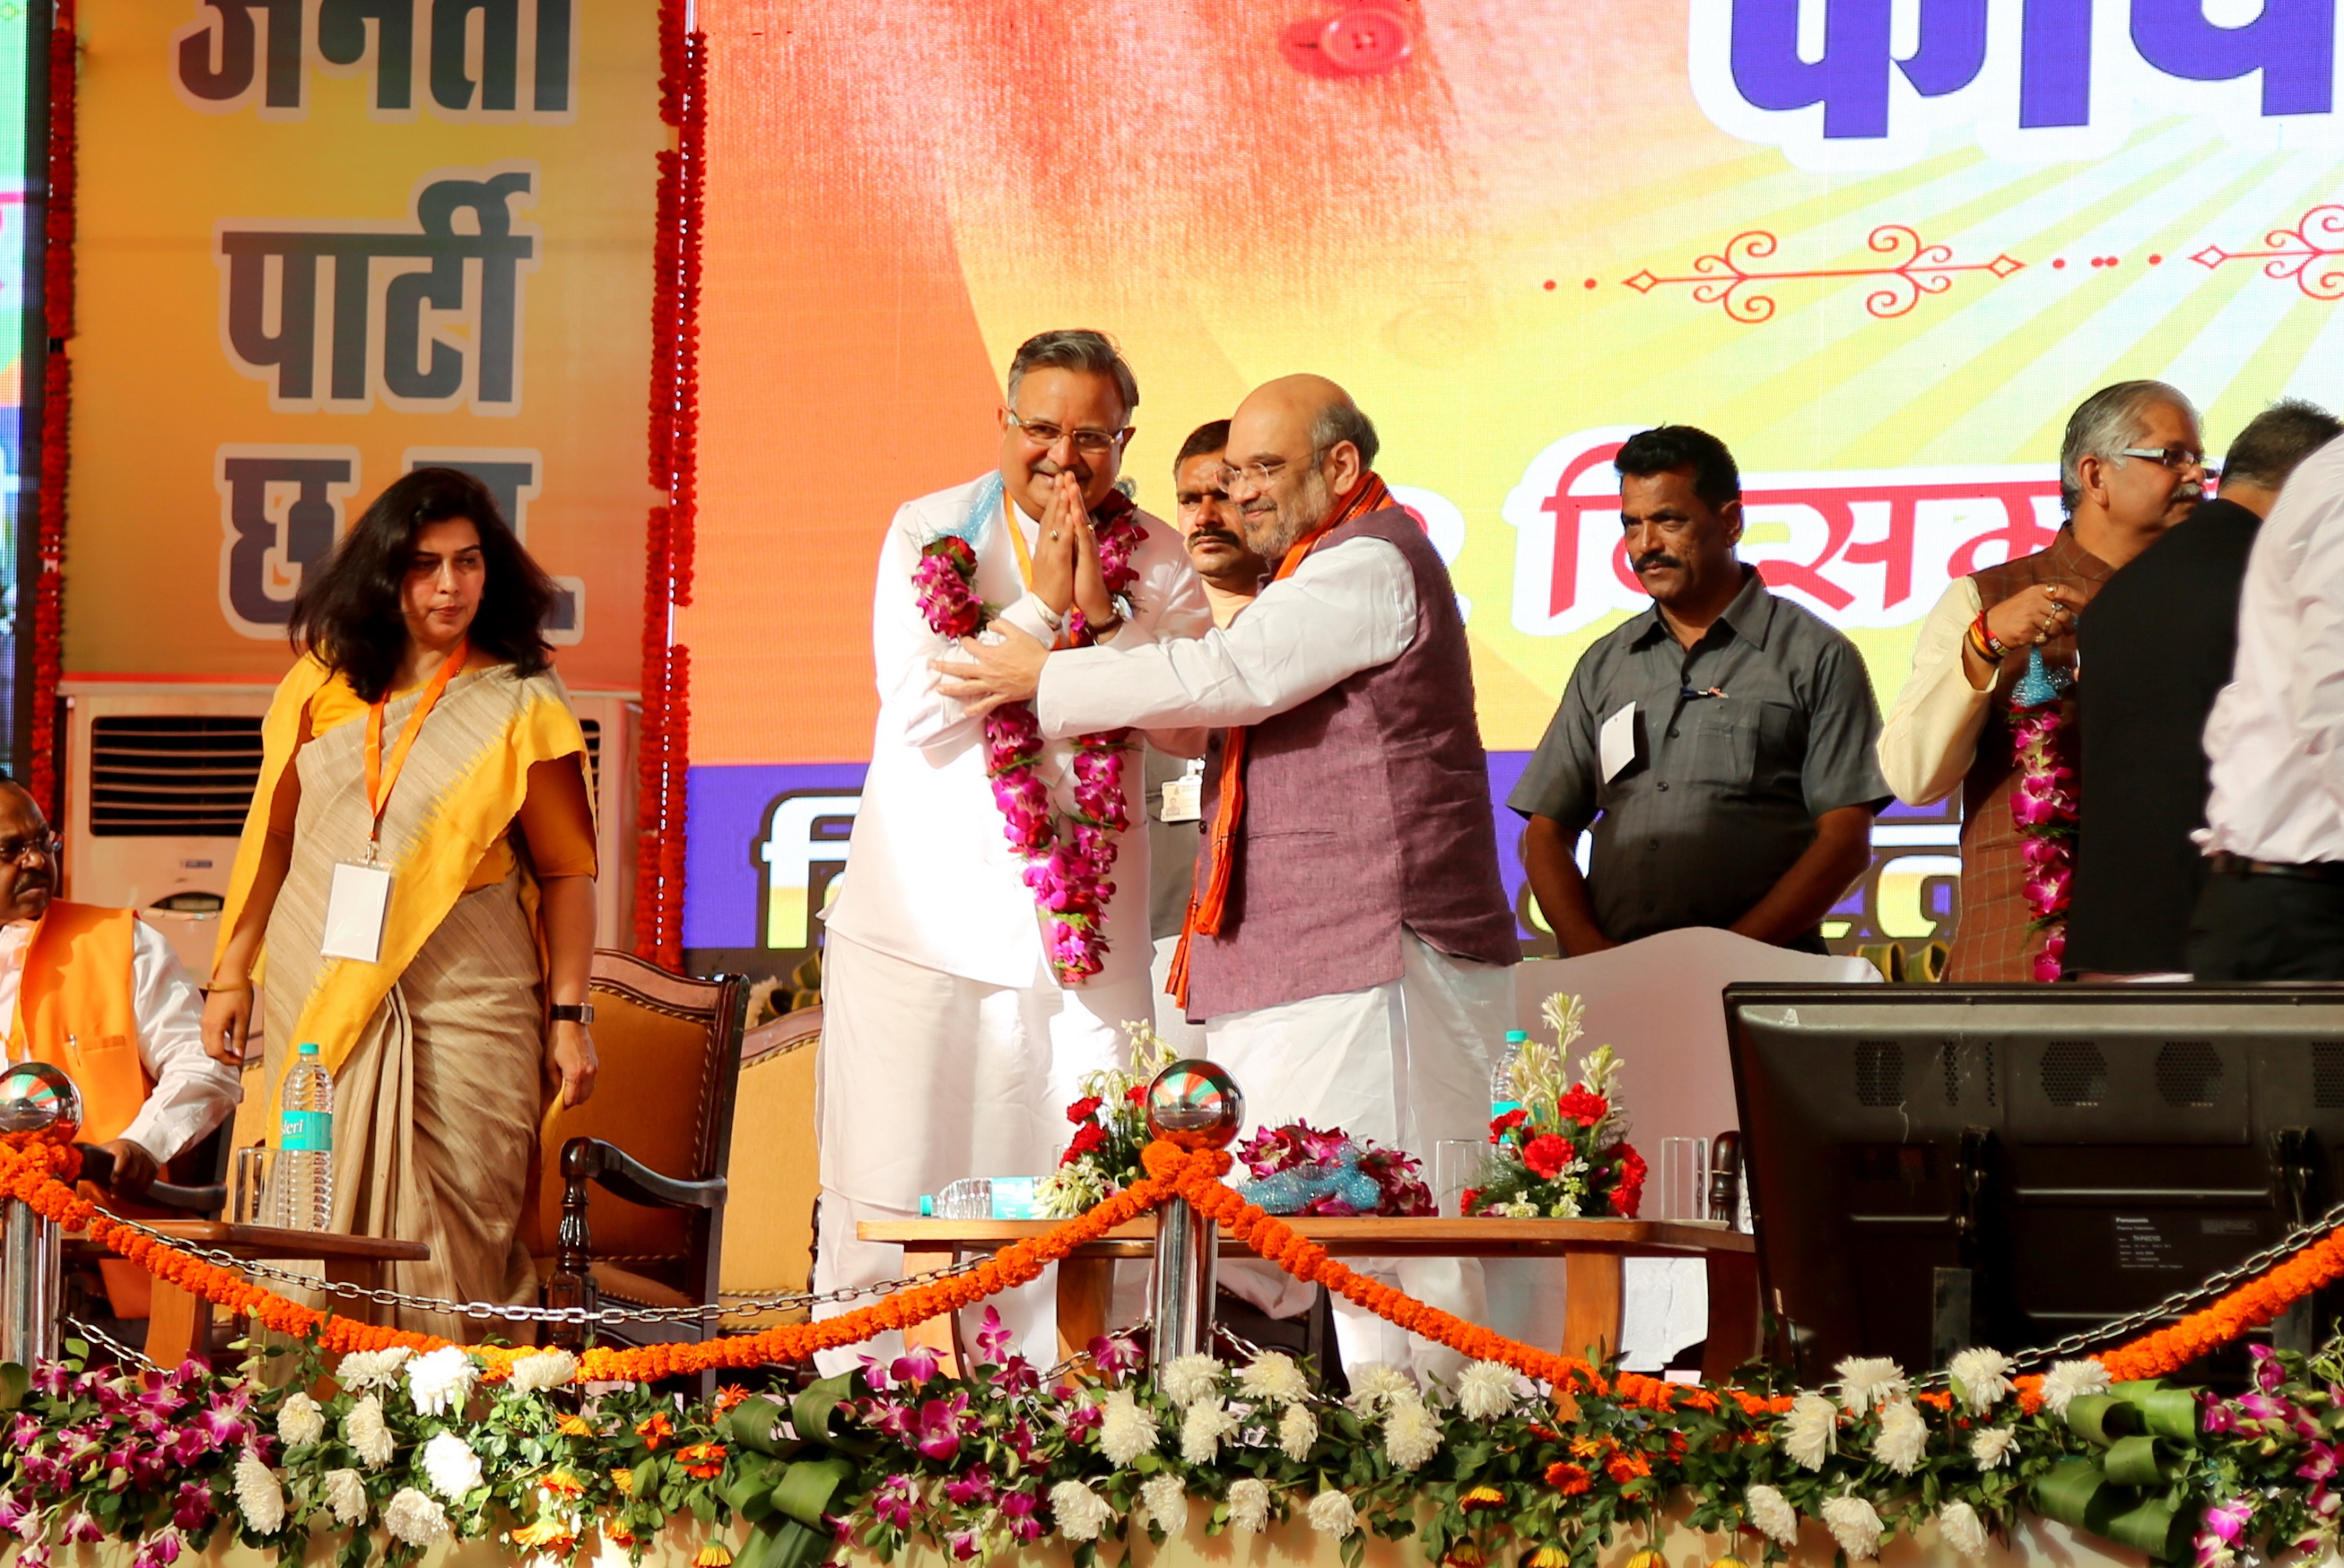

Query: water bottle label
left=280, top=1109, right=334, bottom=1152
left=1492, top=1097, right=1524, bottom=1122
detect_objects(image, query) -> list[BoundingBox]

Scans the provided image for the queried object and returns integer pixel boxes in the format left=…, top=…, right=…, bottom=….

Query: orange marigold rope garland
left=9, top=1130, right=2342, bottom=1389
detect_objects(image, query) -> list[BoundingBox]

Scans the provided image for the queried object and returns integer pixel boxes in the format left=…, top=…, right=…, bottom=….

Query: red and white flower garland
left=913, top=504, right=1145, bottom=984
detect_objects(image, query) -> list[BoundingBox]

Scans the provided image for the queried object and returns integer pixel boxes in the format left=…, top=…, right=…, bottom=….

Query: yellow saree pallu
left=219, top=656, right=588, bottom=1340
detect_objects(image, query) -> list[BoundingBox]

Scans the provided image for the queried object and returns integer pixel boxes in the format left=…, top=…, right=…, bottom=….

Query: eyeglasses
left=1006, top=413, right=1127, bottom=455
left=0, top=834, right=57, bottom=866
left=2117, top=446, right=2211, bottom=473
left=1218, top=447, right=1329, bottom=492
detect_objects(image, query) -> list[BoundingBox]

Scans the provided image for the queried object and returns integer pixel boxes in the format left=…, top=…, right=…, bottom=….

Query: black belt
left=2210, top=852, right=2344, bottom=884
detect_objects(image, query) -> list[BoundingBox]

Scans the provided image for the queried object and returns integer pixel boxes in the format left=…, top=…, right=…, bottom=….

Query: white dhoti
left=1202, top=927, right=1513, bottom=1384
left=813, top=931, right=1152, bottom=1373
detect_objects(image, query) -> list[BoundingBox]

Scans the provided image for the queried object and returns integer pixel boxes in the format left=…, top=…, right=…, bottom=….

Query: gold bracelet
left=203, top=980, right=252, bottom=995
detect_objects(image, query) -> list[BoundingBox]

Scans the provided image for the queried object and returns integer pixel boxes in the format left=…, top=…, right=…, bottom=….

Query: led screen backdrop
left=679, top=0, right=2344, bottom=980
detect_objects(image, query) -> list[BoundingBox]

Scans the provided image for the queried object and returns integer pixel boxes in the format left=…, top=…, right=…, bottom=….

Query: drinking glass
left=1659, top=1137, right=1710, bottom=1222
left=1433, top=1140, right=1487, bottom=1217
left=230, top=1145, right=276, bottom=1227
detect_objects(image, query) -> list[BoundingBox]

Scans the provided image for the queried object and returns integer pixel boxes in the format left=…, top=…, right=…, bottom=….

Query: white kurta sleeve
left=2289, top=498, right=2344, bottom=819
left=1878, top=577, right=1992, bottom=805
left=119, top=920, right=241, bottom=1164
left=1034, top=536, right=1417, bottom=738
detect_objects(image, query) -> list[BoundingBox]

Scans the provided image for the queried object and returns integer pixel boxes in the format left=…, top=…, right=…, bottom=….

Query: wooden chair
left=717, top=1005, right=821, bottom=1329
left=521, top=950, right=746, bottom=1380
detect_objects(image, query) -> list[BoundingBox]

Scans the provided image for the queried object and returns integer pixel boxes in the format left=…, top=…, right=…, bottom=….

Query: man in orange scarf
left=938, top=374, right=1519, bottom=1380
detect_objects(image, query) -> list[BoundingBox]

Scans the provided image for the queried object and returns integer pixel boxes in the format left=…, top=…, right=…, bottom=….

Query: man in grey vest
left=937, top=374, right=1520, bottom=1379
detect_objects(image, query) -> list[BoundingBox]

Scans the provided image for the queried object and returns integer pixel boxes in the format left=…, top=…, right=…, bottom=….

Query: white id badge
left=1599, top=702, right=1638, bottom=784
left=1161, top=760, right=1204, bottom=823
left=320, top=861, right=395, bottom=963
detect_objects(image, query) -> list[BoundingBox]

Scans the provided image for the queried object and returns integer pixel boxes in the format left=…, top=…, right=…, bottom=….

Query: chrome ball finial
left=0, top=1062, right=83, bottom=1145
left=1145, top=1060, right=1245, bottom=1151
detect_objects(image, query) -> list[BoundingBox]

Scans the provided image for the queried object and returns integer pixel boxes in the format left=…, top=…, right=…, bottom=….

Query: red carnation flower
left=1523, top=1134, right=1575, bottom=1180
left=1558, top=1088, right=1609, bottom=1127
left=1063, top=1123, right=1107, bottom=1163
left=1067, top=1095, right=1103, bottom=1124
left=1488, top=1108, right=1529, bottom=1141
left=1124, top=1084, right=1149, bottom=1104
left=1610, top=1145, right=1647, bottom=1217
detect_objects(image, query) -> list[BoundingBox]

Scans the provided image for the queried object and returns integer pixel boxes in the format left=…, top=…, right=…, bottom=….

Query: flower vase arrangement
left=1463, top=993, right=1645, bottom=1219
left=1231, top=1123, right=1438, bottom=1217
left=1035, top=1020, right=1178, bottom=1217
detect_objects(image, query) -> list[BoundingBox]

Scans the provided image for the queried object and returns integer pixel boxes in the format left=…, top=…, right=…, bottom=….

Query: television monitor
left=1721, top=984, right=2344, bottom=1382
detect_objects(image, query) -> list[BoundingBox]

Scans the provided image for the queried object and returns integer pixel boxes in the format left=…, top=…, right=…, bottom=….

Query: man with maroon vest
left=1880, top=381, right=2208, bottom=980
left=937, top=374, right=1519, bottom=1378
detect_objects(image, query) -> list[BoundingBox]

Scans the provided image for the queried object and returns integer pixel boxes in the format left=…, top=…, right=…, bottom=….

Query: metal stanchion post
left=1142, top=1060, right=1243, bottom=1373
left=0, top=1063, right=85, bottom=1369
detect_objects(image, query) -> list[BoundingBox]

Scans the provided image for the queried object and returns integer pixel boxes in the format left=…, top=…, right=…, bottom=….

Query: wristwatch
left=548, top=1003, right=595, bottom=1025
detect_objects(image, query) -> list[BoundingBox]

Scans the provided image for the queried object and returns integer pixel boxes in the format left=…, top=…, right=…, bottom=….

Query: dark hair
left=1613, top=425, right=1741, bottom=507
left=287, top=467, right=558, bottom=702
left=2221, top=398, right=2342, bottom=490
left=1175, top=419, right=1231, bottom=473
left=1310, top=397, right=1381, bottom=470
left=1006, top=329, right=1139, bottom=424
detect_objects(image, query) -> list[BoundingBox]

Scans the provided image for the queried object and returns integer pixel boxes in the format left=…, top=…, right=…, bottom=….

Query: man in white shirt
left=815, top=330, right=1211, bottom=1366
left=937, top=374, right=1520, bottom=1378
left=0, top=777, right=237, bottom=1196
left=2192, top=435, right=2344, bottom=978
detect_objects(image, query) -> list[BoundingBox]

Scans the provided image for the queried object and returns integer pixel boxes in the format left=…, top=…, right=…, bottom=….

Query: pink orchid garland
left=2009, top=699, right=2078, bottom=981
left=913, top=513, right=1144, bottom=984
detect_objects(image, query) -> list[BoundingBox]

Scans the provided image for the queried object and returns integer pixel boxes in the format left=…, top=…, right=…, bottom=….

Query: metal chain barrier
left=65, top=1313, right=159, bottom=1373
left=89, top=1205, right=1003, bottom=1330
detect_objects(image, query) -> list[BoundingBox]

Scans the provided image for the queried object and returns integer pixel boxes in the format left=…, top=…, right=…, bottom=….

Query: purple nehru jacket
left=1183, top=508, right=1518, bottom=1020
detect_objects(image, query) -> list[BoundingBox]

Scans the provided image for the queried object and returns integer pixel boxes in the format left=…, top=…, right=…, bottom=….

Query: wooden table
left=73, top=1223, right=431, bottom=1366
left=859, top=1216, right=1758, bottom=1379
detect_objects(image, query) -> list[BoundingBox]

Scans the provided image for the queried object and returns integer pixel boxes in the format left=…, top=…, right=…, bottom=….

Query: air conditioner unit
left=61, top=682, right=642, bottom=979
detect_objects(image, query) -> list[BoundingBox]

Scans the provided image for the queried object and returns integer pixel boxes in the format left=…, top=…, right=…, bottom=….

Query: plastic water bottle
left=1491, top=1028, right=1528, bottom=1122
left=273, top=1041, right=334, bottom=1231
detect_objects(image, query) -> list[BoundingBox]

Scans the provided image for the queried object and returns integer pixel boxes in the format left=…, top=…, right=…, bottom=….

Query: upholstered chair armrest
left=559, top=1136, right=728, bottom=1210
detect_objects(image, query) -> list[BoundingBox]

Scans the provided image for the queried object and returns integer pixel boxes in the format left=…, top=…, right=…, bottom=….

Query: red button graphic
left=1320, top=8, right=1413, bottom=72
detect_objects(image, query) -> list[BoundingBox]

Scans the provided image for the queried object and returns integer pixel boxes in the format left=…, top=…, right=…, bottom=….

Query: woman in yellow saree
left=202, top=468, right=599, bottom=1341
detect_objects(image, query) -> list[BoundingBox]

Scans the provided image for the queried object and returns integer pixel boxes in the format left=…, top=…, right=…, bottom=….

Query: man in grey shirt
left=1510, top=425, right=1890, bottom=955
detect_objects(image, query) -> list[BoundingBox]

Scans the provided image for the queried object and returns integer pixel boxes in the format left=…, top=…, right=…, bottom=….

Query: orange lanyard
left=362, top=640, right=468, bottom=855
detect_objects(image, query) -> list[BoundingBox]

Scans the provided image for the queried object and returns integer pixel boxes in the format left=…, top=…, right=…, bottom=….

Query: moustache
left=1633, top=553, right=1685, bottom=574
left=1189, top=527, right=1245, bottom=549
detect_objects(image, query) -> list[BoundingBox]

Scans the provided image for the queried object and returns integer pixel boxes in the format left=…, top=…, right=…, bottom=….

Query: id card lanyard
left=320, top=639, right=468, bottom=964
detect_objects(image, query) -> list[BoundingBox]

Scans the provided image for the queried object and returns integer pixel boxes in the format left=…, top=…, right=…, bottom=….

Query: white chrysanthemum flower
left=1228, top=1478, right=1271, bottom=1534
left=1279, top=1403, right=1318, bottom=1463
left=323, top=1469, right=368, bottom=1527
left=1822, top=1494, right=1885, bottom=1561
left=234, top=1451, right=284, bottom=1535
left=405, top=1346, right=481, bottom=1417
left=345, top=1394, right=395, bottom=1469
left=1050, top=1481, right=1113, bottom=1544
left=382, top=1488, right=450, bottom=1547
left=1455, top=1360, right=1519, bottom=1421
left=2040, top=1359, right=2111, bottom=1416
left=1139, top=1475, right=1188, bottom=1537
left=1097, top=1390, right=1160, bottom=1466
left=506, top=1348, right=579, bottom=1395
left=1381, top=1392, right=1444, bottom=1472
left=1236, top=1351, right=1310, bottom=1405
left=1783, top=1391, right=1839, bottom=1470
left=1345, top=1362, right=1417, bottom=1416
left=1939, top=1499, right=1989, bottom=1559
left=1306, top=1489, right=1358, bottom=1539
left=1874, top=1399, right=1929, bottom=1476
left=1159, top=1353, right=1224, bottom=1409
left=275, top=1391, right=325, bottom=1449
left=1745, top=1484, right=1800, bottom=1549
left=422, top=1431, right=484, bottom=1500
left=1970, top=1425, right=2017, bottom=1470
left=334, top=1347, right=412, bottom=1391
left=1833, top=1355, right=1910, bottom=1416
left=1180, top=1398, right=1240, bottom=1464
left=1948, top=1347, right=2016, bottom=1413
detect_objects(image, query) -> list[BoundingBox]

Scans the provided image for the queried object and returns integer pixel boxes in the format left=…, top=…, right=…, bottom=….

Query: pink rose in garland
left=2008, top=654, right=2078, bottom=983
left=914, top=500, right=1148, bottom=984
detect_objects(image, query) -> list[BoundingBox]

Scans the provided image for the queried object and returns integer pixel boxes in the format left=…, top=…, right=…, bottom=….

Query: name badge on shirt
left=1600, top=702, right=1638, bottom=784
left=320, top=861, right=394, bottom=963
left=1162, top=759, right=1204, bottom=824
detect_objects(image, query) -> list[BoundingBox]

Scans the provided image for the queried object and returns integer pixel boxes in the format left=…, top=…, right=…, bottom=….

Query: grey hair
left=1311, top=397, right=1381, bottom=470
left=2059, top=380, right=2194, bottom=514
left=1005, top=329, right=1138, bottom=423
left=2220, top=398, right=2342, bottom=489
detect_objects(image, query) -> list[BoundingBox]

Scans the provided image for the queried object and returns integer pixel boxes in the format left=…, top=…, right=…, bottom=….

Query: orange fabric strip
left=360, top=639, right=470, bottom=846
left=1168, top=472, right=1395, bottom=1009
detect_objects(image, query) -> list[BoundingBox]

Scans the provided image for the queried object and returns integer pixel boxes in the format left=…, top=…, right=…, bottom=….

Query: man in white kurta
left=938, top=376, right=1521, bottom=1380
left=815, top=332, right=1210, bottom=1369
